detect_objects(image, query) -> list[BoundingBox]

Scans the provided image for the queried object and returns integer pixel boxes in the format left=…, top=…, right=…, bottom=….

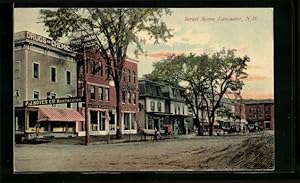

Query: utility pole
left=83, top=45, right=90, bottom=145
left=70, top=33, right=95, bottom=145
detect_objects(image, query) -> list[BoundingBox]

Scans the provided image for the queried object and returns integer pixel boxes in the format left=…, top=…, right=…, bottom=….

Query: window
left=127, top=92, right=131, bottom=104
left=33, top=63, right=39, bottom=79
left=158, top=102, right=162, bottom=112
left=100, top=111, right=106, bottom=131
left=131, top=114, right=135, bottom=130
left=128, top=70, right=131, bottom=82
left=122, top=92, right=126, bottom=103
left=15, top=61, right=21, bottom=79
left=150, top=101, right=155, bottom=111
left=133, top=71, right=136, bottom=83
left=122, top=70, right=126, bottom=82
left=124, top=113, right=130, bottom=130
left=90, top=111, right=98, bottom=131
left=105, top=65, right=110, bottom=78
left=133, top=93, right=136, bottom=104
left=66, top=71, right=71, bottom=84
left=98, top=87, right=103, bottom=101
left=33, top=91, right=39, bottom=100
left=98, top=62, right=103, bottom=76
left=67, top=95, right=72, bottom=108
left=91, top=86, right=95, bottom=99
left=51, top=67, right=56, bottom=82
left=50, top=92, right=56, bottom=106
left=105, top=88, right=110, bottom=101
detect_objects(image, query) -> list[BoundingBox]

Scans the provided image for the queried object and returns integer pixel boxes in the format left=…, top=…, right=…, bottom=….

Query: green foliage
left=148, top=48, right=250, bottom=135
left=39, top=8, right=173, bottom=59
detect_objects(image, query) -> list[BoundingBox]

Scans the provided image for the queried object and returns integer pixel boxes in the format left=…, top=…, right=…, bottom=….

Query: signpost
left=23, top=97, right=84, bottom=107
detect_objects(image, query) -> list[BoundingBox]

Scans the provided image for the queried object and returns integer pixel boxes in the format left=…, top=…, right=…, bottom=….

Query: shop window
left=158, top=102, right=162, bottom=112
left=105, top=88, right=110, bottom=101
left=66, top=70, right=71, bottom=84
left=150, top=101, right=155, bottom=111
left=50, top=67, right=56, bottom=82
left=90, top=86, right=95, bottom=99
left=100, top=111, right=106, bottom=131
left=33, top=63, right=39, bottom=79
left=33, top=91, right=39, bottom=100
left=131, top=114, right=135, bottom=130
left=90, top=111, right=98, bottom=131
left=124, top=113, right=130, bottom=130
left=109, top=111, right=115, bottom=131
left=124, top=113, right=134, bottom=130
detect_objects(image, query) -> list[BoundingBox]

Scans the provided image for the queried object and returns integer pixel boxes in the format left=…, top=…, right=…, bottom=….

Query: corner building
left=14, top=31, right=85, bottom=138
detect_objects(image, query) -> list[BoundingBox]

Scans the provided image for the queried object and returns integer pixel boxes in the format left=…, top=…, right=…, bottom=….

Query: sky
left=14, top=8, right=274, bottom=100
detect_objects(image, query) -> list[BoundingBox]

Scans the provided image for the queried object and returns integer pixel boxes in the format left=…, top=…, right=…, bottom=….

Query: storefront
left=37, top=107, right=85, bottom=136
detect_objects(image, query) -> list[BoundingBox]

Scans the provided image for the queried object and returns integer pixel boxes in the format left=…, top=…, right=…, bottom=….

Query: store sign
left=88, top=104, right=115, bottom=109
left=121, top=106, right=137, bottom=111
left=24, top=97, right=84, bottom=107
left=26, top=31, right=72, bottom=52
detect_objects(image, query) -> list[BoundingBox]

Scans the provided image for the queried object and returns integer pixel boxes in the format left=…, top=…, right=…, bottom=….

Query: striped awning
left=38, top=107, right=85, bottom=122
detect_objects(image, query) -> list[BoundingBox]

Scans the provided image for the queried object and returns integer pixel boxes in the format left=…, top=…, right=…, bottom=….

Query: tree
left=147, top=49, right=249, bottom=136
left=39, top=8, right=173, bottom=140
left=145, top=53, right=210, bottom=135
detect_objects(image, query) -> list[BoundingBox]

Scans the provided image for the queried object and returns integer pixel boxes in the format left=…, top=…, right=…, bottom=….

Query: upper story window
left=33, top=91, right=39, bottom=100
left=90, top=86, right=95, bottom=99
left=50, top=67, right=56, bottom=82
left=122, top=70, right=126, bottom=82
left=150, top=101, right=155, bottom=111
left=33, top=63, right=39, bottom=79
left=133, top=71, right=136, bottom=83
left=158, top=102, right=162, bottom=112
left=128, top=70, right=131, bottom=82
left=132, top=93, right=136, bottom=105
left=66, top=70, right=71, bottom=85
left=122, top=92, right=126, bottom=103
left=98, top=87, right=103, bottom=101
left=15, top=61, right=21, bottom=79
left=127, top=92, right=131, bottom=104
left=105, top=88, right=110, bottom=101
left=105, top=65, right=110, bottom=78
left=98, top=62, right=103, bottom=76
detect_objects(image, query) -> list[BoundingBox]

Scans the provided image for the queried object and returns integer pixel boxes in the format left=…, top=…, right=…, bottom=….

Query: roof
left=38, top=107, right=85, bottom=122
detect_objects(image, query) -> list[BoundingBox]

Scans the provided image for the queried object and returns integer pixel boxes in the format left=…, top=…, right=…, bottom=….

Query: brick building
left=235, top=99, right=274, bottom=130
left=77, top=51, right=139, bottom=136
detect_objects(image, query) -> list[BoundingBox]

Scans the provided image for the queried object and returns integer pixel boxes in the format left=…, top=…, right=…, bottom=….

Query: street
left=15, top=131, right=274, bottom=171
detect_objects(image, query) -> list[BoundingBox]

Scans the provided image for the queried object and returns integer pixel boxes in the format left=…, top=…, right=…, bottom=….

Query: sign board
left=23, top=97, right=84, bottom=107
left=88, top=104, right=115, bottom=110
left=26, top=31, right=72, bottom=52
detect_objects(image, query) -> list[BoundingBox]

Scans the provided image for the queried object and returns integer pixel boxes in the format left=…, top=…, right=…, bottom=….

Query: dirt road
left=15, top=132, right=274, bottom=171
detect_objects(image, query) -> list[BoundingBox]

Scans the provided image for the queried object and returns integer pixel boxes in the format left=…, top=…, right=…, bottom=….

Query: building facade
left=139, top=80, right=191, bottom=134
left=235, top=99, right=274, bottom=130
left=14, top=31, right=85, bottom=138
left=77, top=51, right=139, bottom=136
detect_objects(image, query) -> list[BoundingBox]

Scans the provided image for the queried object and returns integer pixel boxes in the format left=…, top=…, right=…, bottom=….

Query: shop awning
left=38, top=107, right=85, bottom=122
